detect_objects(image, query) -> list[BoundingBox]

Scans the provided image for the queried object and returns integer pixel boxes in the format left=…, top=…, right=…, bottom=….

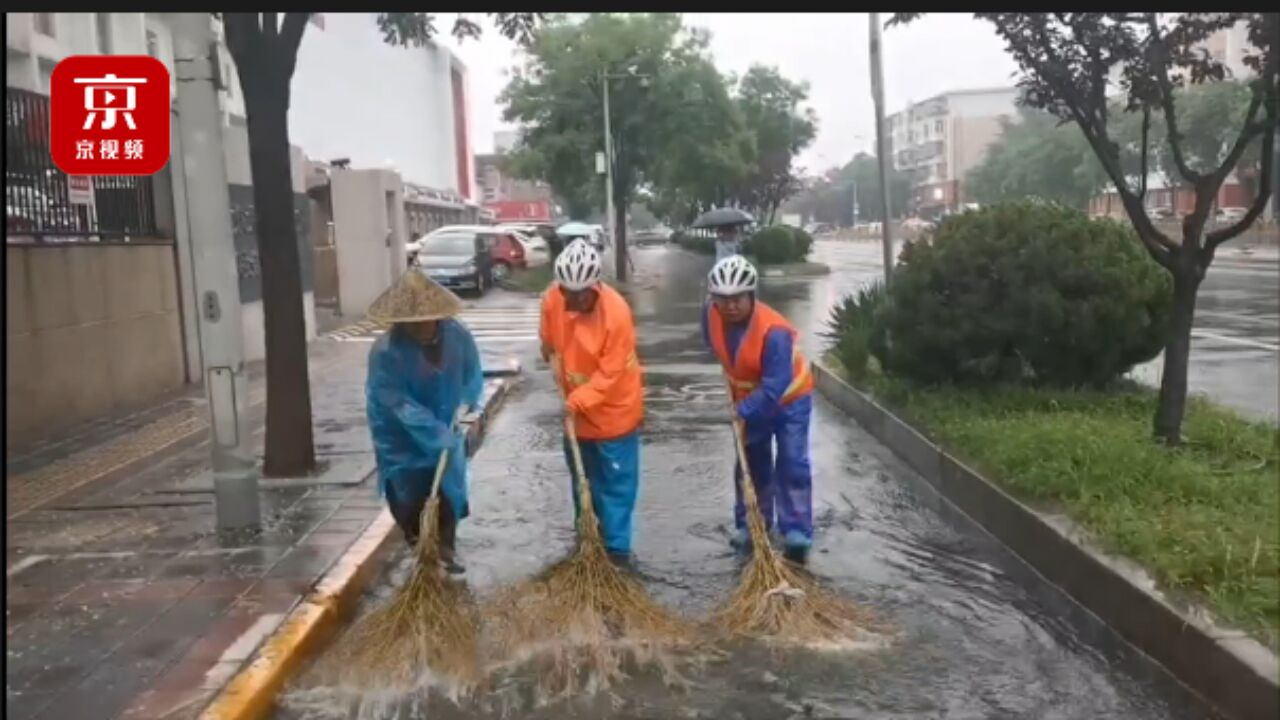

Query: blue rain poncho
left=365, top=319, right=484, bottom=521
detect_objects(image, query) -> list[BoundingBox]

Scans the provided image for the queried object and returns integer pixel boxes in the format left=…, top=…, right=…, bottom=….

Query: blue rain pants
left=735, top=394, right=814, bottom=541
left=563, top=430, right=641, bottom=555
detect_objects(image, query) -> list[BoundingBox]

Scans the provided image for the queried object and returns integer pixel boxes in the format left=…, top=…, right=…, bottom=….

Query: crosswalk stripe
left=323, top=305, right=541, bottom=347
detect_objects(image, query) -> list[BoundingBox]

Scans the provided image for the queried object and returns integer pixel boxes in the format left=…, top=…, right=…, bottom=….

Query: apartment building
left=888, top=87, right=1019, bottom=219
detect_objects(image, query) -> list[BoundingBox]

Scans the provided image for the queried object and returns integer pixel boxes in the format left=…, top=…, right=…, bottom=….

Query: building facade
left=475, top=130, right=553, bottom=220
left=289, top=12, right=474, bottom=199
left=475, top=153, right=552, bottom=206
left=887, top=87, right=1019, bottom=219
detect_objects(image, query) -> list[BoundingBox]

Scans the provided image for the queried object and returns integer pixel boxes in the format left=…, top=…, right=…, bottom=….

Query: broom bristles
left=320, top=438, right=483, bottom=696
left=714, top=401, right=890, bottom=648
left=481, top=401, right=697, bottom=702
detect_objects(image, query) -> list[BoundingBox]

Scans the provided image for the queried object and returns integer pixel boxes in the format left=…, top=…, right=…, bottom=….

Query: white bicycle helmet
left=708, top=254, right=759, bottom=296
left=555, top=239, right=602, bottom=291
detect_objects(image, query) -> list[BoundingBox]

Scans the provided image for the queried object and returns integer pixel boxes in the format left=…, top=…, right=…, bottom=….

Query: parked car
left=510, top=230, right=551, bottom=267
left=901, top=217, right=936, bottom=233
left=412, top=226, right=496, bottom=295
left=1215, top=207, right=1249, bottom=224
left=631, top=226, right=671, bottom=245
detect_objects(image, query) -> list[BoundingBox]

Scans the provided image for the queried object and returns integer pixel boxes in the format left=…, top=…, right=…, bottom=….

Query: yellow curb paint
left=197, top=512, right=397, bottom=720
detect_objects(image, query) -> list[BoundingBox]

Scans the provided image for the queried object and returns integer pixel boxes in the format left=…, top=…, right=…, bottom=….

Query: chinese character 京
left=75, top=73, right=146, bottom=131
left=51, top=56, right=170, bottom=176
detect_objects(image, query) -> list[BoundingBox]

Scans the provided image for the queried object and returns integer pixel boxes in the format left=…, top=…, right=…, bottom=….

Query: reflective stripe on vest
left=565, top=350, right=639, bottom=387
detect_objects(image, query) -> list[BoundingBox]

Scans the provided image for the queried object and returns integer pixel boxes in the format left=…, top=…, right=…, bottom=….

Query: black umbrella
left=692, top=207, right=754, bottom=229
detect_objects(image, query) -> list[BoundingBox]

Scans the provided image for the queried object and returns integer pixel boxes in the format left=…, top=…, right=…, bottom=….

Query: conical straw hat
left=367, top=269, right=464, bottom=324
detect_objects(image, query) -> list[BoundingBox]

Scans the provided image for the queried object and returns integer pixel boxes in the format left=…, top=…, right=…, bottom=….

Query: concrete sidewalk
left=5, top=337, right=516, bottom=720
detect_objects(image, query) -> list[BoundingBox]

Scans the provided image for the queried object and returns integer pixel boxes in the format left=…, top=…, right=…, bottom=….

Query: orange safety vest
left=707, top=301, right=814, bottom=405
left=540, top=282, right=644, bottom=440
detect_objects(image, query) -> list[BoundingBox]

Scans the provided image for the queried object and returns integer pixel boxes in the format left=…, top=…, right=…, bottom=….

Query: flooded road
left=274, top=245, right=1216, bottom=719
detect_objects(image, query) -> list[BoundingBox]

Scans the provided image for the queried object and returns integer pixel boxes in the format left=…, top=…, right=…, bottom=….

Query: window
left=146, top=29, right=159, bottom=58
left=935, top=118, right=944, bottom=135
left=96, top=13, right=112, bottom=53
left=34, top=13, right=56, bottom=37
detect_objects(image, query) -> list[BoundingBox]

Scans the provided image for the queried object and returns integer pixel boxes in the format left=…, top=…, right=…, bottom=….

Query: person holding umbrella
left=365, top=269, right=484, bottom=574
left=701, top=254, right=815, bottom=565
left=539, top=240, right=645, bottom=569
left=692, top=207, right=755, bottom=262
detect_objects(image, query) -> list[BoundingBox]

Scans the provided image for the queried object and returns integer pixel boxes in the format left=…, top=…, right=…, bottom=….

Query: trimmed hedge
left=873, top=201, right=1172, bottom=387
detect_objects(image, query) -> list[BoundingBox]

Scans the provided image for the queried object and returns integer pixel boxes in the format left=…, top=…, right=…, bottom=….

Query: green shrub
left=826, top=282, right=887, bottom=381
left=873, top=201, right=1172, bottom=387
left=787, top=226, right=814, bottom=259
left=674, top=231, right=715, bottom=256
left=744, top=226, right=796, bottom=265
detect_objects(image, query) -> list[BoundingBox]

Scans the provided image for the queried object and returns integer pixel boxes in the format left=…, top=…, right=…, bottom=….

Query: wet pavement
left=275, top=245, right=1218, bottom=719
left=5, top=319, right=515, bottom=720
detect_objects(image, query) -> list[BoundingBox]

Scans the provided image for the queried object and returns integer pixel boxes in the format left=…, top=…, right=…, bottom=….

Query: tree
left=501, top=14, right=725, bottom=259
left=890, top=13, right=1277, bottom=444
left=1111, top=80, right=1267, bottom=199
left=732, top=66, right=818, bottom=223
left=781, top=152, right=908, bottom=225
left=844, top=153, right=911, bottom=223
left=966, top=109, right=1108, bottom=208
left=645, top=50, right=756, bottom=227
left=222, top=12, right=542, bottom=476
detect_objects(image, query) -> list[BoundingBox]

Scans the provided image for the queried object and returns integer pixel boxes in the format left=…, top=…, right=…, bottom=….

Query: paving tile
left=264, top=544, right=346, bottom=579
left=4, top=691, right=58, bottom=720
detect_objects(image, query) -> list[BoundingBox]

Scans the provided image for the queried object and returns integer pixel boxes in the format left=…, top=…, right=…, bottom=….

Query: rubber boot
left=782, top=530, right=811, bottom=565
left=607, top=550, right=636, bottom=573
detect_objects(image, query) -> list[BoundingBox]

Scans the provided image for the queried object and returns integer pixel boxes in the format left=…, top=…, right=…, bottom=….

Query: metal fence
left=6, top=87, right=165, bottom=243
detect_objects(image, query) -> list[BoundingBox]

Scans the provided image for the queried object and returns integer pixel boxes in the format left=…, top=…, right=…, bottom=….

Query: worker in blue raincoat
left=702, top=255, right=815, bottom=564
left=365, top=270, right=484, bottom=574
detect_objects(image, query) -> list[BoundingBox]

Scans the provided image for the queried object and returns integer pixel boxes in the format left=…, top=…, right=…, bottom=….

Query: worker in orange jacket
left=540, top=240, right=645, bottom=568
left=703, top=255, right=815, bottom=564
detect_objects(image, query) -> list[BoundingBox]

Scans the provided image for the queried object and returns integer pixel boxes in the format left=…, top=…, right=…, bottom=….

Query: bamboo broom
left=322, top=409, right=483, bottom=697
left=709, top=376, right=887, bottom=649
left=480, top=355, right=695, bottom=703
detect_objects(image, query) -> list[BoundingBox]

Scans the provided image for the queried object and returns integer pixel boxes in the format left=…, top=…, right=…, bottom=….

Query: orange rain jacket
left=540, top=282, right=644, bottom=440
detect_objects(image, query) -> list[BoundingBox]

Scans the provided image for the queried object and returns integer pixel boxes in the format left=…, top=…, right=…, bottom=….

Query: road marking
left=1196, top=310, right=1280, bottom=326
left=6, top=554, right=48, bottom=577
left=1191, top=330, right=1279, bottom=352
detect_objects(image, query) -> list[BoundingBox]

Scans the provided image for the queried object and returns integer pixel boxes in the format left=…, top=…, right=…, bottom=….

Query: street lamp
left=869, top=13, right=894, bottom=288
left=599, top=64, right=651, bottom=282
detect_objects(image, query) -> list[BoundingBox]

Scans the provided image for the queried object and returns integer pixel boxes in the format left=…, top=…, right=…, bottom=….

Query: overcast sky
left=445, top=13, right=1022, bottom=176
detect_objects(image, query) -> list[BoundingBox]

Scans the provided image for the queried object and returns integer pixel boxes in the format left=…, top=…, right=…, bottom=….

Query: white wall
left=947, top=88, right=1019, bottom=118
left=290, top=12, right=462, bottom=193
left=329, top=167, right=406, bottom=317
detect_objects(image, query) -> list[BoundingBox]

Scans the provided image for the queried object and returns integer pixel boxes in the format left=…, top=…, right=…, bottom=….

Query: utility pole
left=600, top=67, right=624, bottom=281
left=172, top=13, right=260, bottom=531
left=869, top=12, right=895, bottom=287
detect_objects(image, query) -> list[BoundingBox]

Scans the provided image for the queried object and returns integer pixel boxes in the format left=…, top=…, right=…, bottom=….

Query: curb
left=813, top=362, right=1278, bottom=720
left=197, top=377, right=514, bottom=720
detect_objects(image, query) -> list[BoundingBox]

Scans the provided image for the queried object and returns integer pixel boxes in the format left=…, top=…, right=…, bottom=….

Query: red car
left=480, top=229, right=528, bottom=281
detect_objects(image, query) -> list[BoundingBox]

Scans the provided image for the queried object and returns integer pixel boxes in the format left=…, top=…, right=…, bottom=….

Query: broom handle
left=724, top=377, right=770, bottom=539
left=551, top=355, right=599, bottom=529
left=426, top=406, right=465, bottom=504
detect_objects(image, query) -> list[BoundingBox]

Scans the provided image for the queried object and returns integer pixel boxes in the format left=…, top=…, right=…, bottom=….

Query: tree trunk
left=243, top=70, right=316, bottom=477
left=1153, top=259, right=1201, bottom=445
